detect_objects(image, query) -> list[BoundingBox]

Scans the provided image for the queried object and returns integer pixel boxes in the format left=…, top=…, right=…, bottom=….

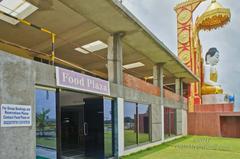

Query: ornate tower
left=175, top=0, right=204, bottom=112
left=175, top=0, right=231, bottom=112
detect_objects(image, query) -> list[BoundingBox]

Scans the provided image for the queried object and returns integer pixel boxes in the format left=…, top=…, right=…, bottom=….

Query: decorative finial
left=196, top=0, right=231, bottom=31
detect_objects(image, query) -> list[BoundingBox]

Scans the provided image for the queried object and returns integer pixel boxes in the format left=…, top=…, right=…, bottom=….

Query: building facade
left=0, top=0, right=198, bottom=158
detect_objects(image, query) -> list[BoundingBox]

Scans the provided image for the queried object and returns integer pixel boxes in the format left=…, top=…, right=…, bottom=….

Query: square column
left=175, top=78, right=187, bottom=135
left=107, top=33, right=123, bottom=85
left=113, top=98, right=124, bottom=157
left=175, top=78, right=184, bottom=105
left=175, top=78, right=183, bottom=97
left=153, top=63, right=165, bottom=141
left=108, top=33, right=124, bottom=158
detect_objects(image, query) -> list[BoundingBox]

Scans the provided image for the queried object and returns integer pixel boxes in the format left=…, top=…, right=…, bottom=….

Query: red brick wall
left=123, top=73, right=187, bottom=103
left=188, top=112, right=221, bottom=136
left=163, top=89, right=180, bottom=101
left=123, top=73, right=182, bottom=97
left=220, top=116, right=240, bottom=138
left=188, top=112, right=240, bottom=137
left=194, top=104, right=234, bottom=112
left=123, top=73, right=160, bottom=96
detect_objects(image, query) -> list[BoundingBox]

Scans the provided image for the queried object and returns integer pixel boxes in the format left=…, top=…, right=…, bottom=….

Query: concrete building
left=0, top=0, right=198, bottom=158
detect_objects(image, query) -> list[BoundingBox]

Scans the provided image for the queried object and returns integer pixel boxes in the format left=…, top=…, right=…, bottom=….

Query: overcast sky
left=122, top=0, right=240, bottom=111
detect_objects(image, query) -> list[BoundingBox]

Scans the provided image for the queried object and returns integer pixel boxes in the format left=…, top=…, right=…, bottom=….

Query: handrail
left=0, top=38, right=107, bottom=79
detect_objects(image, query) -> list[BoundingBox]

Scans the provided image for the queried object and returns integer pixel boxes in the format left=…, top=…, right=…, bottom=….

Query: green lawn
left=105, top=131, right=113, bottom=157
left=36, top=137, right=56, bottom=149
left=124, top=130, right=149, bottom=147
left=36, top=157, right=48, bottom=159
left=122, top=136, right=240, bottom=159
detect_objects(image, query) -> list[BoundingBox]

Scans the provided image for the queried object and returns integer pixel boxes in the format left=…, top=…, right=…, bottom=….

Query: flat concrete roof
left=0, top=0, right=199, bottom=83
left=59, top=0, right=199, bottom=83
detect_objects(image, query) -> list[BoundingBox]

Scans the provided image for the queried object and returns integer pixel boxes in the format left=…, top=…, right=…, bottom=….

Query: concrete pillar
left=107, top=33, right=123, bottom=85
left=176, top=109, right=183, bottom=135
left=108, top=33, right=124, bottom=157
left=175, top=78, right=187, bottom=135
left=182, top=109, right=188, bottom=136
left=175, top=79, right=180, bottom=95
left=115, top=98, right=124, bottom=157
left=153, top=63, right=164, bottom=97
left=180, top=79, right=183, bottom=97
left=175, top=78, right=184, bottom=106
left=0, top=51, right=35, bottom=159
left=153, top=63, right=165, bottom=141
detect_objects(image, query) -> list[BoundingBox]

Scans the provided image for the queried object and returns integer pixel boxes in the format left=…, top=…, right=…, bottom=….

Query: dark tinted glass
left=138, top=104, right=150, bottom=144
left=164, top=107, right=177, bottom=138
left=124, top=102, right=137, bottom=147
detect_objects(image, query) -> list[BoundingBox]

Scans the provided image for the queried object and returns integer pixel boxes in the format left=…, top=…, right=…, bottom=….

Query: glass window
left=164, top=107, right=177, bottom=138
left=36, top=89, right=57, bottom=159
left=138, top=104, right=150, bottom=144
left=124, top=102, right=137, bottom=147
left=124, top=102, right=151, bottom=148
left=104, top=98, right=113, bottom=157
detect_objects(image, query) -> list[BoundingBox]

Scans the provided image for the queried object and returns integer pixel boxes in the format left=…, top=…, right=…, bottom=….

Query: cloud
left=123, top=0, right=240, bottom=111
left=122, top=0, right=178, bottom=53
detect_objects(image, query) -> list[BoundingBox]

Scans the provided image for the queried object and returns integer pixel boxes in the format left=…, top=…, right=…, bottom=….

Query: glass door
left=84, top=98, right=114, bottom=159
left=61, top=106, right=85, bottom=158
left=59, top=90, right=114, bottom=159
left=84, top=98, right=105, bottom=158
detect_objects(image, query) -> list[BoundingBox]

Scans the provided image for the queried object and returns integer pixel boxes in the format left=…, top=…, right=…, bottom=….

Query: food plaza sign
left=56, top=67, right=110, bottom=96
left=1, top=104, right=32, bottom=127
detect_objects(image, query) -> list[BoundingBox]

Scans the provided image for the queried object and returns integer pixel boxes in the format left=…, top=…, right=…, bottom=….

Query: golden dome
left=196, top=0, right=231, bottom=31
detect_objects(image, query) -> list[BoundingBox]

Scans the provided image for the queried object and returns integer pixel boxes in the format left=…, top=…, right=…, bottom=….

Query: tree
left=37, top=108, right=50, bottom=137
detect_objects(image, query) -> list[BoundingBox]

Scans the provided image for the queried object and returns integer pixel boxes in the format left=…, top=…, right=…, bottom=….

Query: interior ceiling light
left=81, top=40, right=108, bottom=52
left=144, top=76, right=154, bottom=80
left=74, top=47, right=90, bottom=54
left=0, top=0, right=38, bottom=25
left=144, top=75, right=165, bottom=80
left=123, top=62, right=145, bottom=69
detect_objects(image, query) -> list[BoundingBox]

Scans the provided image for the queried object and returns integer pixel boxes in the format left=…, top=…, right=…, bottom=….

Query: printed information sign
left=1, top=104, right=32, bottom=127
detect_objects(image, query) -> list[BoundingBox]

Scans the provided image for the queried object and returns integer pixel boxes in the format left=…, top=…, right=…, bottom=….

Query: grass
left=124, top=130, right=150, bottom=147
left=36, top=137, right=56, bottom=149
left=36, top=157, right=48, bottom=159
left=138, top=132, right=150, bottom=144
left=105, top=131, right=113, bottom=157
left=122, top=136, right=240, bottom=159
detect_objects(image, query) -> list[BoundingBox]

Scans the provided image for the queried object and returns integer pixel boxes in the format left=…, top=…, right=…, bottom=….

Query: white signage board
left=56, top=67, right=110, bottom=96
left=1, top=104, right=32, bottom=127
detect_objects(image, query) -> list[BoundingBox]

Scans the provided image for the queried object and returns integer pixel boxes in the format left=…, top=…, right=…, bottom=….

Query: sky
left=122, top=0, right=240, bottom=111
left=36, top=89, right=56, bottom=119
